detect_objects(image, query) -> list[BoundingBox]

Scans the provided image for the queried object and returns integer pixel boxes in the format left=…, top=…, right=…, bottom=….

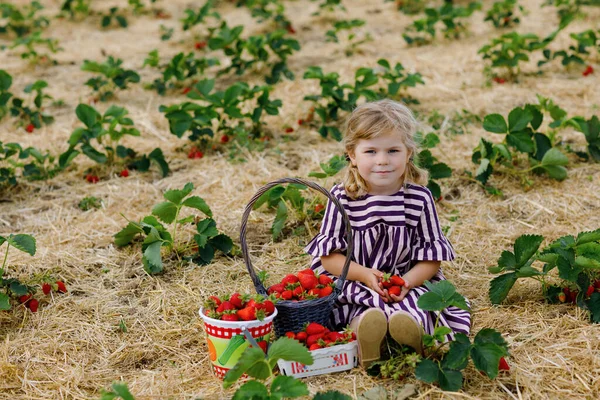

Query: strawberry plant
left=0, top=141, right=60, bottom=189
left=9, top=31, right=62, bottom=64
left=415, top=132, right=452, bottom=200
left=0, top=1, right=49, bottom=38
left=484, top=0, right=526, bottom=28
left=413, top=280, right=510, bottom=392
left=488, top=229, right=600, bottom=323
left=181, top=1, right=220, bottom=32
left=538, top=29, right=599, bottom=67
left=245, top=0, right=294, bottom=33
left=425, top=108, right=482, bottom=136
left=403, top=2, right=482, bottom=46
left=393, top=0, right=427, bottom=15
left=311, top=0, right=346, bottom=15
left=160, top=78, right=282, bottom=148
left=100, top=382, right=135, bottom=400
left=100, top=7, right=128, bottom=29
left=472, top=104, right=570, bottom=191
left=81, top=56, right=141, bottom=101
left=325, top=19, right=372, bottom=57
left=9, top=79, right=55, bottom=129
left=571, top=115, right=600, bottom=161
left=78, top=196, right=102, bottom=211
left=144, top=51, right=219, bottom=95
left=115, top=182, right=233, bottom=273
left=308, top=154, right=348, bottom=179
left=60, top=0, right=91, bottom=19
left=376, top=58, right=424, bottom=104
left=0, top=70, right=12, bottom=121
left=0, top=234, right=36, bottom=310
left=59, top=104, right=169, bottom=177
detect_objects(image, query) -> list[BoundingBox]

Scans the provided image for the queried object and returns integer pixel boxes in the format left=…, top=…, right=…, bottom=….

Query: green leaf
left=508, top=107, right=532, bottom=133
left=272, top=200, right=288, bottom=241
left=483, top=114, right=507, bottom=133
left=10, top=282, right=28, bottom=296
left=163, top=182, right=194, bottom=204
left=497, top=250, right=516, bottom=271
left=81, top=144, right=107, bottom=164
left=576, top=229, right=600, bottom=245
left=114, top=221, right=144, bottom=246
left=587, top=292, right=600, bottom=323
left=223, top=347, right=268, bottom=388
left=76, top=103, right=100, bottom=128
left=152, top=202, right=179, bottom=224
left=489, top=272, right=518, bottom=304
left=232, top=381, right=269, bottom=400
left=143, top=241, right=163, bottom=274
left=517, top=266, right=542, bottom=277
left=197, top=218, right=219, bottom=238
left=557, top=255, right=581, bottom=281
left=182, top=196, right=212, bottom=217
left=267, top=337, right=313, bottom=370
left=474, top=328, right=508, bottom=351
left=270, top=375, right=309, bottom=399
left=514, top=234, right=544, bottom=267
left=7, top=234, right=36, bottom=256
left=108, top=383, right=135, bottom=400
left=0, top=293, right=10, bottom=310
left=418, top=280, right=470, bottom=312
left=438, top=367, right=463, bottom=392
left=543, top=165, right=567, bottom=181
left=506, top=131, right=534, bottom=153
left=313, top=390, right=353, bottom=400
left=442, top=333, right=470, bottom=370
left=209, top=234, right=233, bottom=254
left=575, top=256, right=600, bottom=269
left=471, top=342, right=504, bottom=379
left=415, top=358, right=440, bottom=384
left=540, top=148, right=568, bottom=166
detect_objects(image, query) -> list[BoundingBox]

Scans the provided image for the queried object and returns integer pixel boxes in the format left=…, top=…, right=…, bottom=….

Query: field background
left=1, top=0, right=600, bottom=399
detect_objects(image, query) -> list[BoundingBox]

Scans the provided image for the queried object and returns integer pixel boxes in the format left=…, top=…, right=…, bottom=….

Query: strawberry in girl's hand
left=28, top=299, right=39, bottom=312
left=390, top=275, right=405, bottom=286
left=25, top=124, right=35, bottom=133
left=583, top=65, right=594, bottom=76
left=388, top=286, right=401, bottom=296
left=119, top=169, right=129, bottom=178
left=56, top=281, right=67, bottom=293
left=42, top=283, right=52, bottom=295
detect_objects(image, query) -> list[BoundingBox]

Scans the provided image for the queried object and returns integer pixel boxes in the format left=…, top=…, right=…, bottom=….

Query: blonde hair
left=342, top=99, right=429, bottom=199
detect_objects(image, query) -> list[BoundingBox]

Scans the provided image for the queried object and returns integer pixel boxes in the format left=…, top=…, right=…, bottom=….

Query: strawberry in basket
left=267, top=269, right=335, bottom=301
left=203, top=293, right=277, bottom=321
left=285, top=322, right=356, bottom=351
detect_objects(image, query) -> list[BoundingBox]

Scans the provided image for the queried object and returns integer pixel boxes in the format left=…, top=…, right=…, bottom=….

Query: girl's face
left=348, top=131, right=411, bottom=196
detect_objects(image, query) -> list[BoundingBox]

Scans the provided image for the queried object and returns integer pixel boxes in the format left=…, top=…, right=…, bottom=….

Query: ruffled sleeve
left=304, top=186, right=347, bottom=258
left=411, top=187, right=456, bottom=261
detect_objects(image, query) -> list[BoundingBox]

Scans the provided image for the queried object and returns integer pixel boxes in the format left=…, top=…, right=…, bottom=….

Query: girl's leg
left=349, top=308, right=387, bottom=368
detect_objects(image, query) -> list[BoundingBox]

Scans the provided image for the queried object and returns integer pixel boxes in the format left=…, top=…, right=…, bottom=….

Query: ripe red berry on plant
left=85, top=174, right=99, bottom=184
left=583, top=65, right=594, bottom=76
left=188, top=147, right=204, bottom=159
left=284, top=322, right=356, bottom=350
left=203, top=292, right=277, bottom=321
left=119, top=169, right=129, bottom=178
left=25, top=124, right=35, bottom=133
left=267, top=268, right=336, bottom=301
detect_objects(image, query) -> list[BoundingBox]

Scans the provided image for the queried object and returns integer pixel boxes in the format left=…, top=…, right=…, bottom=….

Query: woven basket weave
left=240, top=178, right=353, bottom=338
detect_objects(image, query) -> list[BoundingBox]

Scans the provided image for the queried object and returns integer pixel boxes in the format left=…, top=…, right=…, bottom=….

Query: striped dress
left=304, top=183, right=471, bottom=340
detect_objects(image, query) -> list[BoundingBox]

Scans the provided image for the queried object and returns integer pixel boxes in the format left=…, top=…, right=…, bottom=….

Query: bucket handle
left=241, top=326, right=260, bottom=349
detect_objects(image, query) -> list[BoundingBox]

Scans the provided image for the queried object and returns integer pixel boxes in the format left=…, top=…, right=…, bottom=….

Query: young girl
left=304, top=99, right=471, bottom=367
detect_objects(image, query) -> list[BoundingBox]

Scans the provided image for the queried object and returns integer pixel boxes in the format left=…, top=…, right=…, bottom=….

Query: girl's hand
left=362, top=269, right=388, bottom=302
left=383, top=279, right=412, bottom=303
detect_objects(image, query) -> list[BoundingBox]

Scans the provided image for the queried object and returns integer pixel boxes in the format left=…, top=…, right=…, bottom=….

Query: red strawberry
left=307, top=333, right=325, bottom=346
left=318, top=274, right=333, bottom=286
left=209, top=296, right=222, bottom=307
left=281, top=290, right=293, bottom=300
left=309, top=343, right=321, bottom=351
left=498, top=357, right=510, bottom=371
left=25, top=124, right=35, bottom=133
left=292, top=285, right=303, bottom=298
left=295, top=331, right=307, bottom=342
left=119, top=169, right=129, bottom=178
left=558, top=292, right=566, bottom=303
left=19, top=294, right=32, bottom=304
left=587, top=285, right=595, bottom=297
left=220, top=134, right=229, bottom=143
left=326, top=331, right=344, bottom=342
left=229, top=293, right=245, bottom=309
left=182, top=87, right=192, bottom=95
left=287, top=25, right=296, bottom=34
left=319, top=285, right=333, bottom=298
left=388, top=286, right=401, bottom=296
left=380, top=274, right=393, bottom=289
left=305, top=322, right=326, bottom=335
left=85, top=174, right=99, bottom=184
left=268, top=283, right=285, bottom=294
left=56, top=281, right=67, bottom=293
left=195, top=41, right=207, bottom=50
left=308, top=288, right=321, bottom=297
left=299, top=274, right=318, bottom=290
left=281, top=274, right=299, bottom=285
left=187, top=148, right=204, bottom=159
left=28, top=298, right=39, bottom=312
left=262, top=300, right=275, bottom=315
left=298, top=119, right=304, bottom=125
left=493, top=77, right=506, bottom=84
left=297, top=269, right=315, bottom=277
left=594, top=280, right=600, bottom=289
left=569, top=290, right=579, bottom=304
left=237, top=305, right=257, bottom=321
left=583, top=65, right=594, bottom=76
left=390, top=275, right=405, bottom=286
left=216, top=301, right=235, bottom=313
left=42, top=283, right=52, bottom=295
left=222, top=313, right=239, bottom=321
left=285, top=127, right=294, bottom=133
left=285, top=331, right=296, bottom=339
left=257, top=340, right=268, bottom=353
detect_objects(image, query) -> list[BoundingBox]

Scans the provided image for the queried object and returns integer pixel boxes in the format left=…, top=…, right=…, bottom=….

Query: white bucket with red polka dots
left=199, top=307, right=277, bottom=379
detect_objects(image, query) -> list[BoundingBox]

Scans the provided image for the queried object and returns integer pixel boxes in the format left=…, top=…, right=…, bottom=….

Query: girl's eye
left=365, top=150, right=375, bottom=154
left=389, top=149, right=399, bottom=153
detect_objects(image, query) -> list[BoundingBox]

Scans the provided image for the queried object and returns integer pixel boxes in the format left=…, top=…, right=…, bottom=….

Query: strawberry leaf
left=76, top=103, right=101, bottom=128
left=556, top=255, right=581, bottom=281
left=7, top=234, right=36, bottom=256
left=497, top=250, right=516, bottom=271
left=197, top=218, right=219, bottom=237
left=418, top=280, right=470, bottom=312
left=506, top=131, right=534, bottom=153
left=232, top=381, right=268, bottom=400
left=586, top=292, right=600, bottom=323
left=163, top=182, right=194, bottom=204
left=142, top=241, right=163, bottom=274
left=270, top=375, right=309, bottom=398
left=267, top=337, right=313, bottom=370
left=312, top=390, right=352, bottom=400
left=152, top=201, right=178, bottom=223
left=514, top=234, right=544, bottom=267
left=483, top=114, right=507, bottom=133
left=576, top=229, right=600, bottom=245
left=272, top=200, right=288, bottom=241
left=210, top=234, right=233, bottom=254
left=438, top=368, right=463, bottom=392
left=415, top=358, right=440, bottom=384
left=508, top=107, right=532, bottom=133
left=0, top=293, right=10, bottom=310
left=470, top=342, right=504, bottom=379
left=114, top=221, right=144, bottom=246
left=182, top=196, right=212, bottom=217
left=442, top=333, right=470, bottom=370
left=223, top=346, right=268, bottom=388
left=489, top=272, right=517, bottom=304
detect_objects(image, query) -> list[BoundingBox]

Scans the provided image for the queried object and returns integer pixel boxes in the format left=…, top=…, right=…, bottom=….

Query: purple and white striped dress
left=304, top=183, right=471, bottom=340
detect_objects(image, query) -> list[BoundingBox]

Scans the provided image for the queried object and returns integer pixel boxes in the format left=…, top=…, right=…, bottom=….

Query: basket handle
left=240, top=178, right=353, bottom=297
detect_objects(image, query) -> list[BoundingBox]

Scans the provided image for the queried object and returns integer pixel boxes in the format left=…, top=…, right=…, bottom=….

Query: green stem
left=171, top=205, right=182, bottom=257
left=1, top=243, right=9, bottom=277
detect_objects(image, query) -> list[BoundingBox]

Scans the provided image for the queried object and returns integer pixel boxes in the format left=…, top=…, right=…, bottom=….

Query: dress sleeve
left=411, top=188, right=456, bottom=261
left=304, top=188, right=347, bottom=258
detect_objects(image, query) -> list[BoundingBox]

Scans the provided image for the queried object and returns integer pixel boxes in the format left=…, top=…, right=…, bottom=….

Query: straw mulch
left=1, top=0, right=599, bottom=399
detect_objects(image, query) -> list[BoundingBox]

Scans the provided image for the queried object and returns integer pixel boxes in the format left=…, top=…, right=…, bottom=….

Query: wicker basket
left=240, top=178, right=353, bottom=338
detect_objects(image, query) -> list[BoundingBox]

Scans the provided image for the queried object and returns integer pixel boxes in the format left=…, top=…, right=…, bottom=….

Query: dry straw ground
left=1, top=0, right=599, bottom=398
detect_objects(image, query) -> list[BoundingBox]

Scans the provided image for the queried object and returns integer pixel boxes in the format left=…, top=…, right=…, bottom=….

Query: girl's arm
left=320, top=252, right=389, bottom=301
left=385, top=260, right=441, bottom=302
